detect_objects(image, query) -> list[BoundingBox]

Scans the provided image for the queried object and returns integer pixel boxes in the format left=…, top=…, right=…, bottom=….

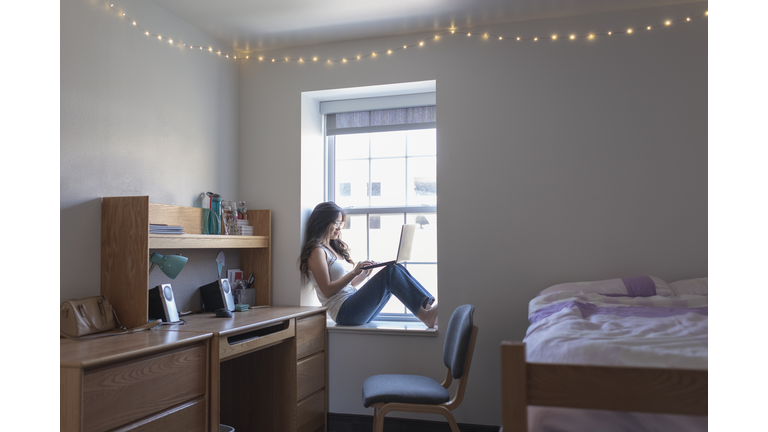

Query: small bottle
left=222, top=202, right=233, bottom=235
left=237, top=201, right=247, bottom=220
left=211, top=196, right=222, bottom=235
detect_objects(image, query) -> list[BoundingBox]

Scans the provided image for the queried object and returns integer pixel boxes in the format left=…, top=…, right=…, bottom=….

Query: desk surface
left=60, top=330, right=213, bottom=369
left=159, top=305, right=327, bottom=337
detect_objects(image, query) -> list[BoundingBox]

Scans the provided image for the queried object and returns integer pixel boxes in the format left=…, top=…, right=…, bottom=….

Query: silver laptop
left=361, top=224, right=416, bottom=269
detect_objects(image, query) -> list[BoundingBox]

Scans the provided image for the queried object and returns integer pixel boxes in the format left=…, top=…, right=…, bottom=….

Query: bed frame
left=500, top=341, right=708, bottom=432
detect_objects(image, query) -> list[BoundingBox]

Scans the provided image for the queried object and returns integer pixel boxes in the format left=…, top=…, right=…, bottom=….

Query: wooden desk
left=165, top=306, right=328, bottom=432
left=61, top=306, right=328, bottom=432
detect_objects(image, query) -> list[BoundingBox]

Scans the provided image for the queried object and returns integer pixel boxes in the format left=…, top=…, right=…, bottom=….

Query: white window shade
left=323, top=93, right=436, bottom=136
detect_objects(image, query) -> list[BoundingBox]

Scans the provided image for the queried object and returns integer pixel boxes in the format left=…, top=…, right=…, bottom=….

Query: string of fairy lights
left=106, top=3, right=707, bottom=65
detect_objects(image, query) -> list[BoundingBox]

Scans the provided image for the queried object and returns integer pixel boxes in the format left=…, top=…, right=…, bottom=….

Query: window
left=327, top=120, right=437, bottom=319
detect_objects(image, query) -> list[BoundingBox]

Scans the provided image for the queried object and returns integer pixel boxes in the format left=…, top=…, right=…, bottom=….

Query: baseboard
left=328, top=412, right=500, bottom=432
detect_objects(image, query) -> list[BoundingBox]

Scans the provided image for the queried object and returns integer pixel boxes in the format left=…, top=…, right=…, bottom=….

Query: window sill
left=326, top=318, right=437, bottom=336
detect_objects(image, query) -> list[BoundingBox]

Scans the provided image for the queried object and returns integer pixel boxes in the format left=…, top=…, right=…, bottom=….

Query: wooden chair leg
left=439, top=407, right=460, bottom=432
left=373, top=406, right=385, bottom=432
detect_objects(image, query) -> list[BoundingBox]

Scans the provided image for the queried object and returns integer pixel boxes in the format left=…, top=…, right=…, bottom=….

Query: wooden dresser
left=60, top=331, right=213, bottom=432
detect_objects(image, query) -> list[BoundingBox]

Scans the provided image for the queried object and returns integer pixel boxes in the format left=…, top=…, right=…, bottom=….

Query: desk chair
left=362, top=304, right=478, bottom=432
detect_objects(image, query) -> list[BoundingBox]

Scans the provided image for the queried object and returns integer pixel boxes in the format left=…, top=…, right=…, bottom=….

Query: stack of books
left=237, top=220, right=253, bottom=236
left=226, top=220, right=253, bottom=236
left=150, top=224, right=184, bottom=234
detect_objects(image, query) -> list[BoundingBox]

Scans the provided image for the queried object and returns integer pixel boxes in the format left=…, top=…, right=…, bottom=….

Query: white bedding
left=522, top=276, right=708, bottom=431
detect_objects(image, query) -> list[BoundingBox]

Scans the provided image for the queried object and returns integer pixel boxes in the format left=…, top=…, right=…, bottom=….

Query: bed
left=500, top=275, right=708, bottom=432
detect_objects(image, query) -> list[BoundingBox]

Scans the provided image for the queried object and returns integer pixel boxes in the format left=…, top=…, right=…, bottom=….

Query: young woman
left=299, top=202, right=438, bottom=327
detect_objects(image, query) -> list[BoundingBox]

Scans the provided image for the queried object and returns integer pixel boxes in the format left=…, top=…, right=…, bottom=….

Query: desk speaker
left=200, top=278, right=235, bottom=312
left=148, top=284, right=180, bottom=322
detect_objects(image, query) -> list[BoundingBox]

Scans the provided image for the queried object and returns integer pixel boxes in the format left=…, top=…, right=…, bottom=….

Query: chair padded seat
left=362, top=374, right=451, bottom=408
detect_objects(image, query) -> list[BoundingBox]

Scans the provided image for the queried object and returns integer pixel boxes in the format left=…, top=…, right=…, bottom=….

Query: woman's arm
left=307, top=247, right=370, bottom=298
left=350, top=267, right=373, bottom=287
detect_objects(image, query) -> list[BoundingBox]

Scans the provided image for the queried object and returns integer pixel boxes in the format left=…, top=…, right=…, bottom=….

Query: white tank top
left=307, top=246, right=356, bottom=321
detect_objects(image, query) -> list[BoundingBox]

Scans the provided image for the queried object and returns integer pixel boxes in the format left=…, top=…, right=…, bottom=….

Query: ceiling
left=150, top=0, right=701, bottom=54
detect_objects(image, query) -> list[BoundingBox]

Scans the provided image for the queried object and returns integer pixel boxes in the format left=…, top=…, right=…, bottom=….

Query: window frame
left=325, top=131, right=437, bottom=321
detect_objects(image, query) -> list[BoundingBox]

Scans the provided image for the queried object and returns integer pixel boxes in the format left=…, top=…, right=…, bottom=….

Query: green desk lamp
left=149, top=253, right=188, bottom=279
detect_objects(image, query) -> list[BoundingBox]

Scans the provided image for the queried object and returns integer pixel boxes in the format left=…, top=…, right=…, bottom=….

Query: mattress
left=522, top=276, right=708, bottom=431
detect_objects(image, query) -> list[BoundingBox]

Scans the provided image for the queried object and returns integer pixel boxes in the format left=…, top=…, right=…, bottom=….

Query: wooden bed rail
left=501, top=341, right=707, bottom=432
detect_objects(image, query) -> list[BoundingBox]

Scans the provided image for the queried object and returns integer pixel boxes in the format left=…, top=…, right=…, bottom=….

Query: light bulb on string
left=101, top=3, right=707, bottom=65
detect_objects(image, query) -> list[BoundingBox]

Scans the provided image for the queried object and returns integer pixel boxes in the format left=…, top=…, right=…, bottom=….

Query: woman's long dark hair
left=299, top=202, right=354, bottom=278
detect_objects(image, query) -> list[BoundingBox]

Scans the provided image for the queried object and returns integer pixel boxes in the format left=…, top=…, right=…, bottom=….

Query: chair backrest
left=442, top=304, right=475, bottom=379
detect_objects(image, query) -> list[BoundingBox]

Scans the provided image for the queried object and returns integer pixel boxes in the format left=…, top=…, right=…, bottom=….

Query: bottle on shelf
left=237, top=201, right=248, bottom=220
left=203, top=192, right=222, bottom=235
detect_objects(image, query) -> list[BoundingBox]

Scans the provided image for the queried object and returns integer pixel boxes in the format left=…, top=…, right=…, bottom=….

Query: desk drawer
left=83, top=345, right=206, bottom=432
left=220, top=319, right=295, bottom=361
left=297, top=352, right=325, bottom=401
left=297, top=390, right=325, bottom=432
left=297, top=314, right=326, bottom=360
left=110, top=398, right=207, bottom=432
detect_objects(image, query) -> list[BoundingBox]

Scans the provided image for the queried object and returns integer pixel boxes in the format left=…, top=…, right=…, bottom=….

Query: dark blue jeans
left=335, top=264, right=435, bottom=325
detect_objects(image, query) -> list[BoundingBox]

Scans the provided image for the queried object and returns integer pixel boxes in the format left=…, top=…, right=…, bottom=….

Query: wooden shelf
left=101, top=196, right=271, bottom=328
left=150, top=234, right=269, bottom=249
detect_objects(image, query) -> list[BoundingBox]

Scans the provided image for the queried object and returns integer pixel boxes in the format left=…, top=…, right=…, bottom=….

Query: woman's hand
left=353, top=261, right=375, bottom=276
left=351, top=261, right=375, bottom=287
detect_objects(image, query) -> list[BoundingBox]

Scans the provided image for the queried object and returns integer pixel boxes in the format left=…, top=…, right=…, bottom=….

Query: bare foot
left=417, top=304, right=438, bottom=328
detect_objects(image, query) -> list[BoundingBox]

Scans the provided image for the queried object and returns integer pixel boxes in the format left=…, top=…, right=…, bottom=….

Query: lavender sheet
left=522, top=280, right=708, bottom=431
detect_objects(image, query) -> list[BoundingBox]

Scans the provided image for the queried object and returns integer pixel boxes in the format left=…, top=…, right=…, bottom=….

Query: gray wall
left=238, top=2, right=707, bottom=425
left=61, top=0, right=240, bottom=307
left=60, top=0, right=707, bottom=427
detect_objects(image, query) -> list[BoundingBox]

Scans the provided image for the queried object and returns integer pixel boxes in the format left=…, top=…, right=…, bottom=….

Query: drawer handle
left=227, top=321, right=289, bottom=345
